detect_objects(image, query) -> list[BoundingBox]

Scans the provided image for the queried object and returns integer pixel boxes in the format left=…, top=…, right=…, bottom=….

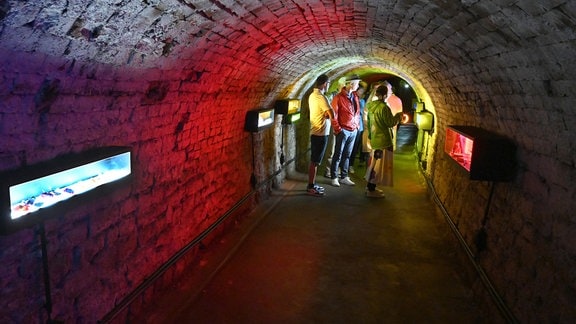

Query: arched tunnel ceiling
left=1, top=0, right=574, bottom=113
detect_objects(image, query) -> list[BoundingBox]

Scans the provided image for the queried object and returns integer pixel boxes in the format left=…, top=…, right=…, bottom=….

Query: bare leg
left=308, top=162, right=317, bottom=186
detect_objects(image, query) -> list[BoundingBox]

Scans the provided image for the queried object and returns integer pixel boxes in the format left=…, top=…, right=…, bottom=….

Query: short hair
left=315, top=74, right=329, bottom=88
left=376, top=86, right=388, bottom=97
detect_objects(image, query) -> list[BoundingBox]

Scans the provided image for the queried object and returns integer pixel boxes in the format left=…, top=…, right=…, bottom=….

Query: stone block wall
left=424, top=52, right=576, bottom=321
left=0, top=49, right=281, bottom=322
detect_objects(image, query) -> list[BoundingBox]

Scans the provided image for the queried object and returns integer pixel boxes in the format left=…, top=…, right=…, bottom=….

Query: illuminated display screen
left=275, top=99, right=301, bottom=115
left=286, top=99, right=300, bottom=115
left=245, top=108, right=275, bottom=132
left=289, top=113, right=301, bottom=122
left=414, top=101, right=424, bottom=112
left=9, top=152, right=131, bottom=219
left=445, top=127, right=474, bottom=171
left=258, top=110, right=274, bottom=128
left=415, top=111, right=433, bottom=130
left=282, top=112, right=301, bottom=124
left=444, top=126, right=516, bottom=181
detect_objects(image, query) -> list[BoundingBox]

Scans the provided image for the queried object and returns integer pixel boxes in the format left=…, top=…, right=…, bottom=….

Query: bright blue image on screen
left=9, top=152, right=131, bottom=220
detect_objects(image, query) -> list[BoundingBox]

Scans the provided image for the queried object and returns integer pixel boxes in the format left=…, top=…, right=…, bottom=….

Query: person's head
left=345, top=74, right=361, bottom=92
left=356, top=84, right=366, bottom=97
left=375, top=85, right=388, bottom=100
left=315, top=74, right=330, bottom=93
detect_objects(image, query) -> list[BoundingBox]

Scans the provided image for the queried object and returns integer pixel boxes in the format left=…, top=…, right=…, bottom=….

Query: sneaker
left=324, top=171, right=331, bottom=178
left=366, top=190, right=385, bottom=198
left=309, top=184, right=325, bottom=191
left=307, top=186, right=325, bottom=197
left=331, top=178, right=340, bottom=187
left=340, top=177, right=355, bottom=186
left=349, top=166, right=355, bottom=174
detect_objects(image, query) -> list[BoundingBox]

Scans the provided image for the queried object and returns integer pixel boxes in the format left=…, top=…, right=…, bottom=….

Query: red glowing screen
left=444, top=127, right=474, bottom=171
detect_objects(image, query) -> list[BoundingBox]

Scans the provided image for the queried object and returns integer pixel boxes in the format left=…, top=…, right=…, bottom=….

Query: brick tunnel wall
left=0, top=0, right=575, bottom=323
left=0, top=49, right=276, bottom=322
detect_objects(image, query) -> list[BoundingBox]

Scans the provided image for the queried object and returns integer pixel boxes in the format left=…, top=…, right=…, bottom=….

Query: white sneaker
left=331, top=178, right=340, bottom=187
left=340, top=177, right=355, bottom=186
left=349, top=166, right=355, bottom=174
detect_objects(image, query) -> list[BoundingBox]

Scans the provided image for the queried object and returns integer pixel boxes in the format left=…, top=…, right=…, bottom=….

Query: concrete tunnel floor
left=138, top=125, right=497, bottom=323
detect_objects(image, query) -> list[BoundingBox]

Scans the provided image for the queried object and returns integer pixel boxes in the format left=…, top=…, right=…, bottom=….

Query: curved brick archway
left=0, top=1, right=575, bottom=323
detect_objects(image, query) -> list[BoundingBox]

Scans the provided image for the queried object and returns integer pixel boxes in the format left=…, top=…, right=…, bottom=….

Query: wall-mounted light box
left=414, top=101, right=425, bottom=112
left=0, top=146, right=132, bottom=234
left=275, top=99, right=301, bottom=125
left=444, top=126, right=516, bottom=181
left=415, top=110, right=434, bottom=131
left=282, top=113, right=301, bottom=124
left=244, top=108, right=275, bottom=132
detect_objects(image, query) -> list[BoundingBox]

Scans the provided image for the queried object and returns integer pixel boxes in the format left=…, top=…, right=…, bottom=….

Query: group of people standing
left=306, top=73, right=403, bottom=198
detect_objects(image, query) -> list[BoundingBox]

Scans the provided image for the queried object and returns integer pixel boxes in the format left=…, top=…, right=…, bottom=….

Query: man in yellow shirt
left=307, top=74, right=335, bottom=196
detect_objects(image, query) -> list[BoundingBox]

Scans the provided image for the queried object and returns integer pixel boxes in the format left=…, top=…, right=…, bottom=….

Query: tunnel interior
left=0, top=0, right=575, bottom=323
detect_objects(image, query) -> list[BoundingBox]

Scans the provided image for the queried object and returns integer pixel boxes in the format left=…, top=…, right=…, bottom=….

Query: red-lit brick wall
left=0, top=49, right=281, bottom=322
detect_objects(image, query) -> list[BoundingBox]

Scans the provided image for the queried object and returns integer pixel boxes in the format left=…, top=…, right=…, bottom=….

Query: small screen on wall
left=258, top=110, right=274, bottom=128
left=444, top=127, right=474, bottom=171
left=9, top=152, right=131, bottom=219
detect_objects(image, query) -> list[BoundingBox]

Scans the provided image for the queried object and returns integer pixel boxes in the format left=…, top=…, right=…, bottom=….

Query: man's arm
left=330, top=95, right=341, bottom=133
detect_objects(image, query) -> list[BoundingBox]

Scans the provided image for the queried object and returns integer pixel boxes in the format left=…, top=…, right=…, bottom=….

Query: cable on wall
left=37, top=222, right=64, bottom=324
left=422, top=172, right=518, bottom=324
left=474, top=181, right=496, bottom=254
left=280, top=125, right=285, bottom=165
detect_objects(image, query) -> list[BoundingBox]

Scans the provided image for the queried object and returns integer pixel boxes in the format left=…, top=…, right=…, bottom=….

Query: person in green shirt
left=364, top=85, right=403, bottom=198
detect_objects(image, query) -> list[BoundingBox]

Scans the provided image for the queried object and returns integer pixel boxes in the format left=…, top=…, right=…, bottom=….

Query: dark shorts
left=310, top=135, right=328, bottom=165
